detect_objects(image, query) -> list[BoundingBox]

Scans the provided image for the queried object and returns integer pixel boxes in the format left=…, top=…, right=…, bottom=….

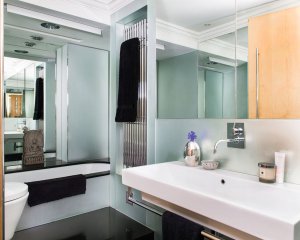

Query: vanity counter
left=122, top=161, right=300, bottom=240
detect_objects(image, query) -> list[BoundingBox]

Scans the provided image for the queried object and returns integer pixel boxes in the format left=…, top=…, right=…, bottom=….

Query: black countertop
left=12, top=207, right=154, bottom=240
left=5, top=158, right=110, bottom=174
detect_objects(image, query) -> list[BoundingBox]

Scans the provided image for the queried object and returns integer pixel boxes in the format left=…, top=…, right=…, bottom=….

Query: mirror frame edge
left=0, top=0, right=4, bottom=239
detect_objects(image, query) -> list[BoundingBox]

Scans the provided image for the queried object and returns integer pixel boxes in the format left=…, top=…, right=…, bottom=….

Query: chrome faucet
left=213, top=125, right=245, bottom=154
left=213, top=139, right=235, bottom=154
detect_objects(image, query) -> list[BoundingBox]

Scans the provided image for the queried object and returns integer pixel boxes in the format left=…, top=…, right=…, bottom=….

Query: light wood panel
left=0, top=0, right=4, bottom=239
left=248, top=6, right=300, bottom=118
left=8, top=95, right=23, bottom=117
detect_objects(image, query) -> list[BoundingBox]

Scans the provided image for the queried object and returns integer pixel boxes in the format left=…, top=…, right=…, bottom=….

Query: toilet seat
left=5, top=182, right=28, bottom=203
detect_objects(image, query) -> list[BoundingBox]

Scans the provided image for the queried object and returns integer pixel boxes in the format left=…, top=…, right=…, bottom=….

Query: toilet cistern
left=213, top=123, right=245, bottom=154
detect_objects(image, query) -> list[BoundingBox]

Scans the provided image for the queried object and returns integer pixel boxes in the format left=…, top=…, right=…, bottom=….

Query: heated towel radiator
left=123, top=19, right=147, bottom=167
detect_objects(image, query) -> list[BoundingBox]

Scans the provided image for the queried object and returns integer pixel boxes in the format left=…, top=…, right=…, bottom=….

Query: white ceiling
left=4, top=4, right=110, bottom=59
left=4, top=57, right=38, bottom=80
left=218, top=27, right=249, bottom=47
left=156, top=0, right=278, bottom=31
left=15, top=0, right=135, bottom=24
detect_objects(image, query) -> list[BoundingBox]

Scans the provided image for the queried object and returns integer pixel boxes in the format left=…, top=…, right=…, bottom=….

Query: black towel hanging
left=162, top=211, right=205, bottom=240
left=33, top=77, right=44, bottom=120
left=115, top=37, right=140, bottom=122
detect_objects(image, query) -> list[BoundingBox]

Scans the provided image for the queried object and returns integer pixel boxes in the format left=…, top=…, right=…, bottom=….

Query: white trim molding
left=16, top=0, right=136, bottom=25
left=156, top=19, right=199, bottom=50
left=156, top=0, right=300, bottom=61
left=157, top=19, right=247, bottom=62
left=196, top=0, right=300, bottom=42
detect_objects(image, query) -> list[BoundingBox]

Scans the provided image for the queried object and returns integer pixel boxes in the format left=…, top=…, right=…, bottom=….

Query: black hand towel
left=115, top=37, right=140, bottom=122
left=26, top=174, right=86, bottom=207
left=162, top=211, right=205, bottom=240
left=33, top=77, right=44, bottom=120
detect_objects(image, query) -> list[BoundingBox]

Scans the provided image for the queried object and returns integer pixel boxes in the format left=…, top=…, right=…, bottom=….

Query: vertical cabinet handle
left=256, top=48, right=259, bottom=119
left=201, top=231, right=223, bottom=240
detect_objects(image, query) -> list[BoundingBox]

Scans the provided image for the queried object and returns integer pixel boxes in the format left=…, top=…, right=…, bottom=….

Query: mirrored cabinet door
left=156, top=0, right=236, bottom=119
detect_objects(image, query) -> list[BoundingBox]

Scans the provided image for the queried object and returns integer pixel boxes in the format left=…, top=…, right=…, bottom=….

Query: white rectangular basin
left=122, top=161, right=300, bottom=240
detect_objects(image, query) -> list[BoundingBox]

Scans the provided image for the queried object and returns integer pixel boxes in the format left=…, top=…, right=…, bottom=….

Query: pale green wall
left=204, top=63, right=248, bottom=119
left=197, top=70, right=205, bottom=118
left=157, top=51, right=198, bottom=118
left=205, top=70, right=223, bottom=118
left=67, top=44, right=109, bottom=161
left=237, top=63, right=248, bottom=119
left=44, top=62, right=56, bottom=152
left=223, top=70, right=235, bottom=118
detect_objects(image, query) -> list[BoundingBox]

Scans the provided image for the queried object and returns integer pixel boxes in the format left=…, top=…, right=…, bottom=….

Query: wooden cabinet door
left=248, top=6, right=300, bottom=118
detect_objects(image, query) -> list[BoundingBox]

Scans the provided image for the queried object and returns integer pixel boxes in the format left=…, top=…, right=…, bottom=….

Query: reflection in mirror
left=156, top=0, right=237, bottom=119
left=4, top=1, right=109, bottom=167
left=4, top=57, right=44, bottom=119
left=156, top=0, right=298, bottom=119
left=157, top=44, right=246, bottom=119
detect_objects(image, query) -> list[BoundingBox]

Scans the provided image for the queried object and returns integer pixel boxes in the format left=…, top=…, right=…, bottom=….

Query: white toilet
left=5, top=182, right=29, bottom=240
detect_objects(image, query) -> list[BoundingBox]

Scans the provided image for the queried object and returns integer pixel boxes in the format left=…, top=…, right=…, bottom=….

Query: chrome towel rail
left=126, top=188, right=163, bottom=216
left=123, top=19, right=148, bottom=168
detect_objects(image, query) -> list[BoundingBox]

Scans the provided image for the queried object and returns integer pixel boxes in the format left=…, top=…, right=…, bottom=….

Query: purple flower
left=188, top=131, right=197, bottom=141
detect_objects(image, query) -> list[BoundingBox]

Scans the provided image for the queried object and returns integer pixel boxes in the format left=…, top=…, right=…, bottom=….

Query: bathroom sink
left=122, top=161, right=300, bottom=240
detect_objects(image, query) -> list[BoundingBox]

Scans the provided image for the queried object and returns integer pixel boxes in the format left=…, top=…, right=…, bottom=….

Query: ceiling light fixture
left=41, top=22, right=60, bottom=30
left=30, top=36, right=43, bottom=41
left=5, top=24, right=82, bottom=43
left=156, top=43, right=165, bottom=50
left=14, top=50, right=28, bottom=54
left=6, top=4, right=102, bottom=35
left=25, top=42, right=36, bottom=47
left=208, top=56, right=237, bottom=67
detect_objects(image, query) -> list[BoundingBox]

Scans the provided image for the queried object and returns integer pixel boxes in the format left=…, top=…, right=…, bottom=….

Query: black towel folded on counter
left=26, top=174, right=86, bottom=207
left=115, top=37, right=140, bottom=122
left=162, top=211, right=205, bottom=240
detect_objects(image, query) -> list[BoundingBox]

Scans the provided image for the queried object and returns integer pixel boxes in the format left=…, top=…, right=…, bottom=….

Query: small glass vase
left=183, top=131, right=200, bottom=167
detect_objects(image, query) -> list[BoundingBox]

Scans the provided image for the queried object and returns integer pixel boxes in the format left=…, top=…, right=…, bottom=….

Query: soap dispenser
left=184, top=131, right=200, bottom=167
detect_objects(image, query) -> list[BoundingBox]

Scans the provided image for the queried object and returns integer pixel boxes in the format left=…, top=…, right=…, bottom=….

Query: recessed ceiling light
left=41, top=22, right=60, bottom=30
left=14, top=50, right=28, bottom=54
left=30, top=35, right=43, bottom=41
left=207, top=61, right=217, bottom=65
left=25, top=42, right=36, bottom=47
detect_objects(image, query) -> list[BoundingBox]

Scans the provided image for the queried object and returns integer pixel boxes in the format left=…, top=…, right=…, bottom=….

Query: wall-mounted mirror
left=156, top=0, right=300, bottom=119
left=4, top=0, right=110, bottom=166
left=4, top=58, right=43, bottom=119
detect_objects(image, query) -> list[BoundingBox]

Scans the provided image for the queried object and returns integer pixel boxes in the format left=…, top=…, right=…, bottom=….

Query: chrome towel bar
left=126, top=188, right=163, bottom=216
